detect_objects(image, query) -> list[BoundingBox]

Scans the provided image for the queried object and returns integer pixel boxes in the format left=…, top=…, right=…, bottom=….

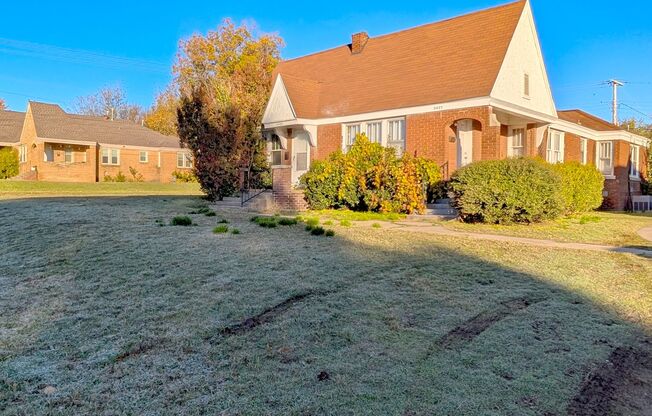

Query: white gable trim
left=490, top=0, right=557, bottom=117
left=262, top=75, right=297, bottom=125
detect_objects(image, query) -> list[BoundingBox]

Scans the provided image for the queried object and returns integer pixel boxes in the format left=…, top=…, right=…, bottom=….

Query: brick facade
left=272, top=166, right=308, bottom=212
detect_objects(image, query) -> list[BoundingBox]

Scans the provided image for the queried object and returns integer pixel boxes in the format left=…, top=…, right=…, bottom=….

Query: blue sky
left=1, top=0, right=651, bottom=123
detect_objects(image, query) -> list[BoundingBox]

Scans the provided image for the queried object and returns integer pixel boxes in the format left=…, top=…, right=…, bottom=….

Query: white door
left=292, top=133, right=310, bottom=184
left=457, top=119, right=473, bottom=168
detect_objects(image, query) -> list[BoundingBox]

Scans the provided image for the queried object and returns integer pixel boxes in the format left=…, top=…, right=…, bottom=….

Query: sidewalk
left=357, top=221, right=652, bottom=258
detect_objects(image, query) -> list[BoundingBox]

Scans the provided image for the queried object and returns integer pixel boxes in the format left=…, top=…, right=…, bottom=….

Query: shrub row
left=449, top=158, right=604, bottom=224
left=300, top=135, right=441, bottom=214
left=0, top=147, right=19, bottom=179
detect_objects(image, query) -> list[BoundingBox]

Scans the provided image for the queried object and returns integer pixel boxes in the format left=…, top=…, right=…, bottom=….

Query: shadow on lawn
left=0, top=196, right=651, bottom=415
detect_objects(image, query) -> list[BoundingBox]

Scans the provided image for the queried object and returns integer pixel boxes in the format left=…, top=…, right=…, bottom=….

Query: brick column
left=272, top=166, right=308, bottom=212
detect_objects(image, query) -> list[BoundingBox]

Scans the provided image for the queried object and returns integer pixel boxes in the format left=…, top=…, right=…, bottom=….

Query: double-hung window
left=18, top=144, right=27, bottom=164
left=101, top=148, right=119, bottom=165
left=387, top=119, right=406, bottom=155
left=139, top=151, right=148, bottom=163
left=597, top=141, right=613, bottom=176
left=64, top=146, right=73, bottom=164
left=345, top=124, right=361, bottom=152
left=270, top=136, right=283, bottom=166
left=366, top=121, right=382, bottom=143
left=509, top=128, right=525, bottom=158
left=546, top=130, right=564, bottom=163
left=177, top=152, right=193, bottom=169
left=630, top=145, right=640, bottom=178
left=580, top=138, right=588, bottom=165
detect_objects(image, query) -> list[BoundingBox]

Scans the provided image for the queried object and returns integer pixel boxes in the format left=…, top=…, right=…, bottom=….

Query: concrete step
left=428, top=203, right=452, bottom=210
left=407, top=214, right=457, bottom=221
left=424, top=208, right=458, bottom=216
left=434, top=198, right=452, bottom=205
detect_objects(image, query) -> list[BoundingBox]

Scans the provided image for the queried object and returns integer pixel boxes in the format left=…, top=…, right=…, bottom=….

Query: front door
left=456, top=119, right=473, bottom=168
left=292, top=133, right=310, bottom=184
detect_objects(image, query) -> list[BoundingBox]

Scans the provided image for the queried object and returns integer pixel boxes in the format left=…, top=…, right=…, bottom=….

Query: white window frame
left=44, top=144, right=53, bottom=162
left=366, top=121, right=383, bottom=143
left=580, top=138, right=588, bottom=165
left=139, top=151, right=148, bottom=164
left=344, top=124, right=361, bottom=152
left=64, top=146, right=74, bottom=164
left=387, top=118, right=406, bottom=156
left=270, top=136, right=283, bottom=166
left=341, top=117, right=407, bottom=155
left=508, top=126, right=526, bottom=158
left=177, top=152, right=193, bottom=169
left=18, top=144, right=27, bottom=164
left=101, top=148, right=120, bottom=166
left=596, top=141, right=614, bottom=177
left=546, top=130, right=565, bottom=163
left=630, top=145, right=640, bottom=179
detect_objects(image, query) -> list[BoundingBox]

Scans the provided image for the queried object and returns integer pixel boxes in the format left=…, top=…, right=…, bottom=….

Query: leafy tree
left=0, top=147, right=19, bottom=179
left=73, top=86, right=144, bottom=122
left=174, top=19, right=283, bottom=196
left=144, top=87, right=179, bottom=136
left=0, top=98, right=6, bottom=111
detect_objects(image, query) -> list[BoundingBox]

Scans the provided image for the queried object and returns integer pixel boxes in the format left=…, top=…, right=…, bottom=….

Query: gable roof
left=0, top=110, right=25, bottom=144
left=271, top=0, right=527, bottom=119
left=557, top=109, right=621, bottom=132
left=28, top=101, right=182, bottom=149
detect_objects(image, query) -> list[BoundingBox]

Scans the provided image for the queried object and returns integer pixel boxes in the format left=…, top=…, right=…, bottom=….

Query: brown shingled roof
left=273, top=0, right=526, bottom=118
left=0, top=110, right=25, bottom=144
left=557, top=109, right=621, bottom=132
left=29, top=101, right=182, bottom=149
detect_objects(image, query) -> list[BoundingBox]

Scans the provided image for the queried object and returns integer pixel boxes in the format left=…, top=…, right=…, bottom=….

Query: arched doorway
left=456, top=119, right=474, bottom=168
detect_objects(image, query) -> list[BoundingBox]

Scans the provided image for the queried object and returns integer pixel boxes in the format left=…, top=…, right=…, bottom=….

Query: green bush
left=213, top=225, right=229, bottom=234
left=300, top=135, right=441, bottom=214
left=278, top=217, right=298, bottom=226
left=325, top=229, right=335, bottom=237
left=0, top=147, right=19, bottom=179
left=252, top=216, right=278, bottom=228
left=171, top=216, right=193, bottom=226
left=310, top=226, right=326, bottom=236
left=172, top=170, right=199, bottom=183
left=550, top=162, right=604, bottom=215
left=231, top=228, right=241, bottom=235
left=104, top=171, right=127, bottom=182
left=449, top=158, right=563, bottom=224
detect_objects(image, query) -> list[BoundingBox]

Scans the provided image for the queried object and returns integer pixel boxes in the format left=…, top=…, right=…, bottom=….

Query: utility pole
left=608, top=79, right=624, bottom=125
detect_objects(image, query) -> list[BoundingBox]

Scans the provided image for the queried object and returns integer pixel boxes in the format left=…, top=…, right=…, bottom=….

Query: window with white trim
left=508, top=128, right=525, bottom=157
left=546, top=130, right=564, bottom=163
left=387, top=119, right=406, bottom=155
left=177, top=152, right=193, bottom=169
left=101, top=148, right=119, bottom=165
left=630, top=145, right=640, bottom=178
left=270, top=135, right=283, bottom=166
left=597, top=141, right=613, bottom=176
left=18, top=144, right=27, bottom=164
left=345, top=124, right=361, bottom=151
left=366, top=121, right=382, bottom=143
left=139, top=151, right=148, bottom=163
left=580, top=138, right=588, bottom=165
left=64, top=146, right=73, bottom=164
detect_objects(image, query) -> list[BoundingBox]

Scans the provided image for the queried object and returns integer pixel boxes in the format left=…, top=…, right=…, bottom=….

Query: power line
left=619, top=102, right=652, bottom=122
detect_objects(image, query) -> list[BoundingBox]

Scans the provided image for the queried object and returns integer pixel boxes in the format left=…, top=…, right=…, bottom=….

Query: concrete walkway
left=357, top=221, right=652, bottom=258
left=638, top=226, right=652, bottom=244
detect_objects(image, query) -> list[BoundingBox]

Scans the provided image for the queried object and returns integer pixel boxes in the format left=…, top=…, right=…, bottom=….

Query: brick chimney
left=351, top=32, right=369, bottom=54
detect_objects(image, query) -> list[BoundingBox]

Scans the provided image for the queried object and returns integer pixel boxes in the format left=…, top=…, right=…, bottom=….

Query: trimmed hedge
left=449, top=158, right=564, bottom=224
left=551, top=161, right=604, bottom=215
left=0, top=147, right=19, bottom=179
left=300, top=135, right=441, bottom=214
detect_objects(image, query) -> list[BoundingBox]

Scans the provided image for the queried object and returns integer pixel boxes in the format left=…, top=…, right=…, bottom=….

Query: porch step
left=428, top=203, right=453, bottom=210
left=407, top=213, right=458, bottom=221
left=424, top=208, right=458, bottom=216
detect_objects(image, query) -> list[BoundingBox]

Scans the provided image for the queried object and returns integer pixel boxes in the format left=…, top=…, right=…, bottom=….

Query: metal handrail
left=241, top=188, right=269, bottom=207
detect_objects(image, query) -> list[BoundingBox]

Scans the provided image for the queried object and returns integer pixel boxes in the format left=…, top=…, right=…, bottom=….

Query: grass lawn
left=1, top=197, right=651, bottom=415
left=0, top=180, right=202, bottom=200
left=441, top=211, right=652, bottom=248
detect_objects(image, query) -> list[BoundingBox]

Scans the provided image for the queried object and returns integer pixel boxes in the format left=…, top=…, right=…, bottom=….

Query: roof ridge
left=278, top=0, right=525, bottom=65
left=560, top=109, right=618, bottom=127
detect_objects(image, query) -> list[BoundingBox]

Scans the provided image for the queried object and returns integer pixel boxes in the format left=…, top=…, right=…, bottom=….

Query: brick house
left=4, top=101, right=192, bottom=183
left=262, top=0, right=650, bottom=211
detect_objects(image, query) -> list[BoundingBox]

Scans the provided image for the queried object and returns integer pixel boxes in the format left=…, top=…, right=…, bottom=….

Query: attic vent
left=523, top=73, right=530, bottom=97
left=351, top=32, right=369, bottom=54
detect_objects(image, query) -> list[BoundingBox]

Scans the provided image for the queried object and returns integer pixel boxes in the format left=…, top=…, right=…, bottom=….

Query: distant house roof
left=29, top=101, right=182, bottom=149
left=557, top=109, right=621, bottom=132
left=272, top=0, right=526, bottom=119
left=0, top=110, right=25, bottom=144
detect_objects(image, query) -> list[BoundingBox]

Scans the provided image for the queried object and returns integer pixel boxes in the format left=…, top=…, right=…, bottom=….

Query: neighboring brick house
left=262, top=0, right=650, bottom=211
left=0, top=110, right=25, bottom=151
left=7, top=101, right=192, bottom=183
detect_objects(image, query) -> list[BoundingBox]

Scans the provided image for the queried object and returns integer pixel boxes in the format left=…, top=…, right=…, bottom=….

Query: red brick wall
left=99, top=147, right=183, bottom=183
left=603, top=141, right=646, bottom=210
left=272, top=166, right=308, bottom=211
left=314, top=124, right=342, bottom=161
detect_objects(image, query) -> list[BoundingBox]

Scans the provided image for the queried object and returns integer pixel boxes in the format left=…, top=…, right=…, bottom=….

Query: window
left=101, top=148, right=120, bottom=165
left=524, top=73, right=530, bottom=97
left=18, top=144, right=27, bottom=164
left=64, top=146, right=73, bottom=164
left=345, top=124, right=361, bottom=151
left=509, top=128, right=525, bottom=157
left=366, top=121, right=382, bottom=143
left=546, top=130, right=564, bottom=163
left=44, top=144, right=54, bottom=162
left=270, top=135, right=283, bottom=166
left=580, top=138, right=588, bottom=165
left=177, top=152, right=193, bottom=169
left=139, top=151, right=148, bottom=163
left=597, top=141, right=613, bottom=176
left=387, top=119, right=406, bottom=155
left=630, top=145, right=640, bottom=178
